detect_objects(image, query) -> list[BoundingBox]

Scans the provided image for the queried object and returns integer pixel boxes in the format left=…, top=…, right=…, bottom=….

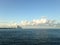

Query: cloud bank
left=19, top=17, right=57, bottom=26
left=0, top=16, right=59, bottom=28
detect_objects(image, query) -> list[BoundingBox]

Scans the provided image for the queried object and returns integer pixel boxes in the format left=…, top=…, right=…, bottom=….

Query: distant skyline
left=0, top=0, right=60, bottom=23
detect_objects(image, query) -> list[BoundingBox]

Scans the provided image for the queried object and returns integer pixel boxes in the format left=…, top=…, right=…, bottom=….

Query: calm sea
left=0, top=29, right=60, bottom=45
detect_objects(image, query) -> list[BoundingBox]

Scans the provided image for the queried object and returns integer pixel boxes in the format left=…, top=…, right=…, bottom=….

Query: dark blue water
left=0, top=29, right=60, bottom=45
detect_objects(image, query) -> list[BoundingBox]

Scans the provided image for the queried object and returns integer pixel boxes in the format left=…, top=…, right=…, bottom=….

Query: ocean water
left=0, top=29, right=60, bottom=45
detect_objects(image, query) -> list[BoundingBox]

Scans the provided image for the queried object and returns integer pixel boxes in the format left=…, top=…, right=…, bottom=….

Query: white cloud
left=20, top=20, right=30, bottom=26
left=0, top=16, right=59, bottom=28
left=19, top=16, right=57, bottom=26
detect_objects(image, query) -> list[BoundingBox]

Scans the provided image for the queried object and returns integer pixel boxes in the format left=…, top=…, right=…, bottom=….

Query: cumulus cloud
left=0, top=16, right=58, bottom=28
left=20, top=17, right=46, bottom=25
left=19, top=17, right=57, bottom=26
left=20, top=20, right=31, bottom=26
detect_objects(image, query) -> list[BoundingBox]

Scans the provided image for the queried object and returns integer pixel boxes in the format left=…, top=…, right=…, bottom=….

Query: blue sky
left=0, top=0, right=60, bottom=23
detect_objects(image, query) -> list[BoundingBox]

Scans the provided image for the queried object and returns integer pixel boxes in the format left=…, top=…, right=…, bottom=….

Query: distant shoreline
left=0, top=28, right=59, bottom=29
left=0, top=28, right=16, bottom=29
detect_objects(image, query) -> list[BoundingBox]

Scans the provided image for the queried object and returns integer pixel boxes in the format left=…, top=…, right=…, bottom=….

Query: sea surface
left=0, top=29, right=60, bottom=45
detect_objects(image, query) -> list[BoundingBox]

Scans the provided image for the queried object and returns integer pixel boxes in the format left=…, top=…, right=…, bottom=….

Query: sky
left=0, top=0, right=60, bottom=23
